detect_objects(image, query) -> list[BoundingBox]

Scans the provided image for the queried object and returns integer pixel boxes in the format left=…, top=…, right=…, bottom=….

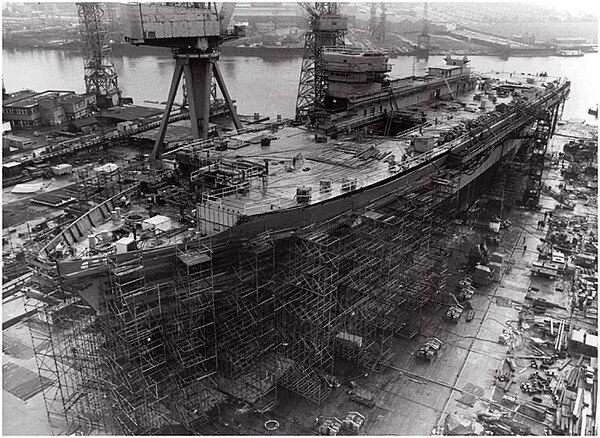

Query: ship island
left=5, top=3, right=579, bottom=436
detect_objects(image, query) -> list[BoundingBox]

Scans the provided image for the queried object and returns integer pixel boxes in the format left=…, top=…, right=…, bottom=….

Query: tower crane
left=77, top=2, right=121, bottom=108
left=122, top=2, right=243, bottom=165
left=416, top=2, right=430, bottom=57
left=295, top=3, right=347, bottom=123
left=369, top=3, right=386, bottom=43
left=369, top=4, right=377, bottom=38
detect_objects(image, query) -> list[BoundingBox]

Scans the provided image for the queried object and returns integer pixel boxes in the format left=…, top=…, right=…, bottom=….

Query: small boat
left=588, top=105, right=598, bottom=118
left=556, top=49, right=584, bottom=57
left=11, top=182, right=45, bottom=194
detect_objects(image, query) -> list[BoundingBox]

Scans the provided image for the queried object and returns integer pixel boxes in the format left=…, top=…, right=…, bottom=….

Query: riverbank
left=3, top=39, right=589, bottom=59
left=2, top=40, right=172, bottom=57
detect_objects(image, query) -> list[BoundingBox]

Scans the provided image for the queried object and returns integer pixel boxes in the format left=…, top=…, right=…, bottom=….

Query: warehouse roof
left=70, top=116, right=99, bottom=128
left=99, top=105, right=162, bottom=122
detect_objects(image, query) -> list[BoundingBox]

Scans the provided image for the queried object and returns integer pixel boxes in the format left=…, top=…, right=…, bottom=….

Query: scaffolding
left=24, top=243, right=219, bottom=435
left=25, top=159, right=466, bottom=434
left=24, top=274, right=108, bottom=435
left=212, top=234, right=285, bottom=412
left=523, top=115, right=552, bottom=208
left=70, top=160, right=140, bottom=205
left=274, top=232, right=341, bottom=403
left=271, top=170, right=460, bottom=402
left=25, top=165, right=462, bottom=430
left=486, top=158, right=528, bottom=216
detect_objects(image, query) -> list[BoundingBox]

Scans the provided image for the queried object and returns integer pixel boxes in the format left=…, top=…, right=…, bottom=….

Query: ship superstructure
left=313, top=49, right=474, bottom=133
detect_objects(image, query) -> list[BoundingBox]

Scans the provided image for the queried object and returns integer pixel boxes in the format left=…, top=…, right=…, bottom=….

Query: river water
left=2, top=48, right=599, bottom=123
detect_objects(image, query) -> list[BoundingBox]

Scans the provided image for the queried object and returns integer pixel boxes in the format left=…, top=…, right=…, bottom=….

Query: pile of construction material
left=476, top=410, right=531, bottom=435
left=342, top=412, right=365, bottom=434
left=456, top=276, right=475, bottom=300
left=318, top=417, right=342, bottom=436
left=554, top=355, right=597, bottom=435
left=318, top=412, right=366, bottom=436
left=417, top=337, right=443, bottom=361
left=520, top=371, right=551, bottom=394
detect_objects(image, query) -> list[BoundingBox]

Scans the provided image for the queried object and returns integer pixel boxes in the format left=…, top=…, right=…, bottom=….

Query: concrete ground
left=2, top=316, right=66, bottom=435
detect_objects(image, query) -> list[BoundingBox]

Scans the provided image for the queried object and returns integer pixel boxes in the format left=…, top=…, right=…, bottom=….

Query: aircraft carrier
left=5, top=3, right=588, bottom=436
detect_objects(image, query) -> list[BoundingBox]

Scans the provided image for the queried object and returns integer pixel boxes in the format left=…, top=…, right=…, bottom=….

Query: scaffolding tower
left=272, top=170, right=460, bottom=402
left=485, top=158, right=528, bottom=215
left=212, top=235, right=285, bottom=412
left=24, top=273, right=109, bottom=435
left=274, top=232, right=341, bottom=403
left=25, top=243, right=219, bottom=435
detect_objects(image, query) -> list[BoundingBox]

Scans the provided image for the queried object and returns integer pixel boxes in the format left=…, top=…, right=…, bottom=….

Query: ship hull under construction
left=24, top=65, right=571, bottom=435
left=43, top=74, right=570, bottom=280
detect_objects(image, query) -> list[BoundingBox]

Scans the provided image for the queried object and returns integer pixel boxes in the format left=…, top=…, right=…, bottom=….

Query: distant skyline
left=2, top=0, right=598, bottom=18
left=423, top=0, right=596, bottom=16
left=524, top=0, right=597, bottom=15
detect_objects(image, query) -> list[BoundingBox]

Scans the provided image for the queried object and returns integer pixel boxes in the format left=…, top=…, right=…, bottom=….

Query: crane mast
left=77, top=2, right=121, bottom=108
left=295, top=2, right=347, bottom=123
left=369, top=3, right=386, bottom=43
left=417, top=2, right=430, bottom=57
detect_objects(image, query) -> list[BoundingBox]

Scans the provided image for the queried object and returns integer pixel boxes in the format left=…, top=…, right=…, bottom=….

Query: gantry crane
left=122, top=2, right=243, bottom=164
left=183, top=3, right=239, bottom=109
left=295, top=2, right=347, bottom=123
left=369, top=3, right=386, bottom=43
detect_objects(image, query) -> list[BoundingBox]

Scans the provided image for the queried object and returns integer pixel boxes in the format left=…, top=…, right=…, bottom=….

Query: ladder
left=384, top=86, right=401, bottom=136
left=443, top=77, right=455, bottom=99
